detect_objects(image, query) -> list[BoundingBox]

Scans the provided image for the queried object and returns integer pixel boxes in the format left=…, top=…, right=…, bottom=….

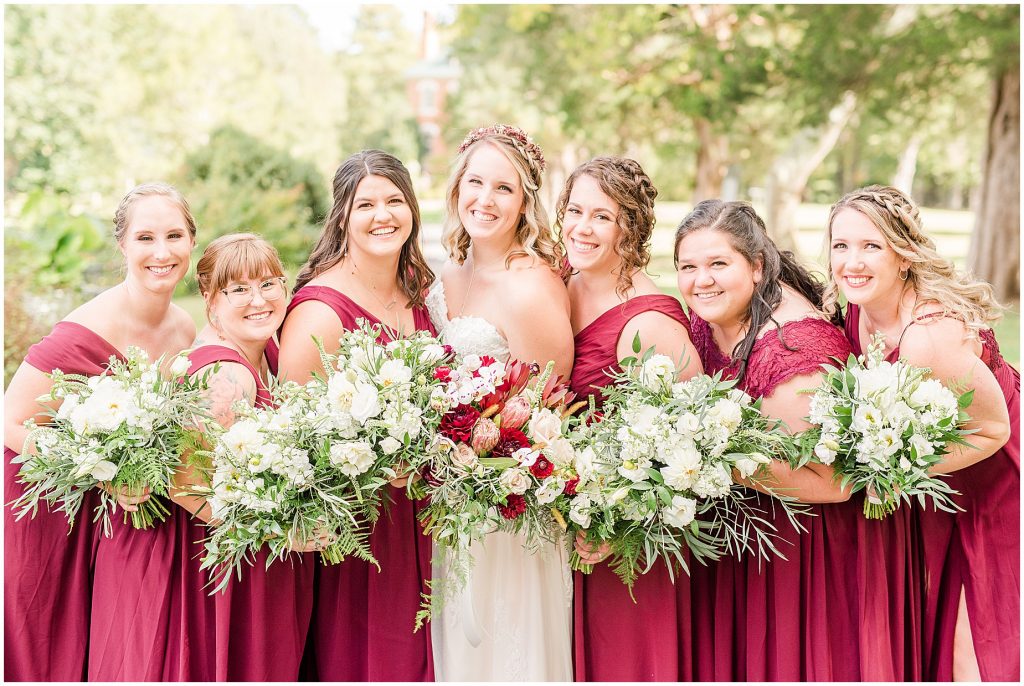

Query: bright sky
left=295, top=2, right=456, bottom=52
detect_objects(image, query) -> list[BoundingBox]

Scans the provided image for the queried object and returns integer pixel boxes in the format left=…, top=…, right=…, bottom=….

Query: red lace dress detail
left=688, top=313, right=854, bottom=680
left=846, top=303, right=1020, bottom=681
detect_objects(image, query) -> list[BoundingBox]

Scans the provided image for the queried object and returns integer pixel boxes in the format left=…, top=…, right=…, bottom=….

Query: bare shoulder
left=168, top=303, right=197, bottom=349
left=898, top=315, right=976, bottom=368
left=62, top=286, right=121, bottom=333
left=281, top=299, right=343, bottom=340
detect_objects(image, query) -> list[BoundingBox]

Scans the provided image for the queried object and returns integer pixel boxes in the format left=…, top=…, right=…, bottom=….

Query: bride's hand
left=574, top=531, right=611, bottom=564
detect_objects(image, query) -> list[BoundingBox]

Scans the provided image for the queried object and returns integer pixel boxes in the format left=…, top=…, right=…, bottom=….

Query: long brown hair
left=294, top=150, right=434, bottom=306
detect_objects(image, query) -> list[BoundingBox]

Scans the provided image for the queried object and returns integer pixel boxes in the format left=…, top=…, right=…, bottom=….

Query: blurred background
left=4, top=3, right=1019, bottom=384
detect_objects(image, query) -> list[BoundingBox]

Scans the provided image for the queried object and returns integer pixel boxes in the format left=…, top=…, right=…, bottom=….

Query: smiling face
left=345, top=174, right=414, bottom=262
left=457, top=142, right=525, bottom=244
left=207, top=275, right=288, bottom=346
left=563, top=174, right=622, bottom=274
left=675, top=228, right=762, bottom=327
left=829, top=208, right=909, bottom=308
left=119, top=195, right=195, bottom=294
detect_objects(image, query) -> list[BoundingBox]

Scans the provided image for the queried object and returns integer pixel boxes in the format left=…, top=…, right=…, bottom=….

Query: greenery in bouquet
left=415, top=355, right=584, bottom=627
left=796, top=332, right=973, bottom=519
left=561, top=342, right=808, bottom=590
left=10, top=347, right=209, bottom=536
left=196, top=320, right=455, bottom=591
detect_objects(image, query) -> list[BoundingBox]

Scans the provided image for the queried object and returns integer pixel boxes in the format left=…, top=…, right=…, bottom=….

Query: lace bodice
left=426, top=280, right=511, bottom=362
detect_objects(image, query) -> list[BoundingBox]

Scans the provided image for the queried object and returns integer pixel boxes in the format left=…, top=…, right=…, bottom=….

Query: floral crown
left=457, top=124, right=547, bottom=174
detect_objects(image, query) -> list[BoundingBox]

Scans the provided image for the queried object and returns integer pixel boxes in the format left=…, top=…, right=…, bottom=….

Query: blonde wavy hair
left=555, top=156, right=658, bottom=299
left=824, top=184, right=1003, bottom=337
left=441, top=130, right=564, bottom=272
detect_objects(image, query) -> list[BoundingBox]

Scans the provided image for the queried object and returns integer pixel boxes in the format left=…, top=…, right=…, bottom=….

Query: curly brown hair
left=554, top=156, right=658, bottom=299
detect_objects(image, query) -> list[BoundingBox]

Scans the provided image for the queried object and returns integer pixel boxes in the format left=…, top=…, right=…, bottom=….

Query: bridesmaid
left=171, top=233, right=323, bottom=680
left=558, top=156, right=703, bottom=680
left=4, top=183, right=198, bottom=680
left=277, top=150, right=436, bottom=681
left=826, top=185, right=1018, bottom=681
left=673, top=199, right=854, bottom=681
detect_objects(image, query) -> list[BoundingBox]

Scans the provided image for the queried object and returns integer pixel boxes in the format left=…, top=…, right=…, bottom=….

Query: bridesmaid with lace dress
left=168, top=234, right=323, bottom=681
left=557, top=157, right=703, bottom=680
left=4, top=184, right=197, bottom=680
left=827, top=185, right=1018, bottom=682
left=425, top=124, right=575, bottom=681
left=277, top=151, right=437, bottom=681
left=673, top=200, right=854, bottom=681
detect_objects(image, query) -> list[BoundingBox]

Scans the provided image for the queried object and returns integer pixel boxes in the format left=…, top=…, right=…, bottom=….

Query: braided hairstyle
left=825, top=184, right=1003, bottom=336
left=442, top=125, right=564, bottom=272
left=294, top=150, right=434, bottom=306
left=674, top=199, right=833, bottom=383
left=555, top=156, right=658, bottom=298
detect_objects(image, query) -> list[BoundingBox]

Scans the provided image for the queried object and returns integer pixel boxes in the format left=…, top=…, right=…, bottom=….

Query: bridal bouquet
left=560, top=345, right=807, bottom=589
left=797, top=332, right=972, bottom=519
left=198, top=321, right=454, bottom=591
left=416, top=356, right=582, bottom=622
left=10, top=347, right=208, bottom=536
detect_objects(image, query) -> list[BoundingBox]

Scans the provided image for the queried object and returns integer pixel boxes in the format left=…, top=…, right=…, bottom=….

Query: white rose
left=221, top=419, right=265, bottom=458
left=377, top=359, right=412, bottom=387
left=90, top=459, right=118, bottom=482
left=169, top=354, right=191, bottom=377
left=329, top=441, right=376, bottom=477
left=451, top=442, right=479, bottom=469
left=462, top=354, right=482, bottom=372
left=662, top=495, right=697, bottom=528
left=627, top=404, right=663, bottom=435
left=544, top=436, right=576, bottom=468
left=639, top=354, right=676, bottom=391
left=499, top=468, right=530, bottom=495
left=674, top=412, right=700, bottom=436
left=380, top=436, right=403, bottom=455
left=527, top=408, right=563, bottom=444
left=350, top=382, right=382, bottom=424
left=707, top=398, right=743, bottom=431
left=419, top=344, right=446, bottom=365
left=326, top=371, right=357, bottom=412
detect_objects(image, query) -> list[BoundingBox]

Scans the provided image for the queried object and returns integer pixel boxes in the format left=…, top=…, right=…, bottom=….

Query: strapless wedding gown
left=425, top=280, right=574, bottom=682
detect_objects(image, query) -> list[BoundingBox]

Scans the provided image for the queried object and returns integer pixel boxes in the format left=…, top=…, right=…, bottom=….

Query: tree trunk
left=968, top=64, right=1019, bottom=303
left=693, top=116, right=728, bottom=202
left=892, top=133, right=922, bottom=194
left=766, top=91, right=858, bottom=254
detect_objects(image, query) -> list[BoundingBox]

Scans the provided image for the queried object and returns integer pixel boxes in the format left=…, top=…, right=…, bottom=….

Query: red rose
left=497, top=493, right=527, bottom=519
left=563, top=477, right=580, bottom=495
left=529, top=454, right=553, bottom=479
left=440, top=405, right=480, bottom=443
left=491, top=427, right=530, bottom=459
left=433, top=366, right=452, bottom=382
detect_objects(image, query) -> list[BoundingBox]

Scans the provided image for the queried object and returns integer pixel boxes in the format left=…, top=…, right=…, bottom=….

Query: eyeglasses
left=220, top=276, right=287, bottom=308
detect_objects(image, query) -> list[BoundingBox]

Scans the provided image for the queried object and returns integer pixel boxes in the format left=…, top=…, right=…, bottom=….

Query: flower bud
left=500, top=395, right=532, bottom=429
left=471, top=417, right=500, bottom=454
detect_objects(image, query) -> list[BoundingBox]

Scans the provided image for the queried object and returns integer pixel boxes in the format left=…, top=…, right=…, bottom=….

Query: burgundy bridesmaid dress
left=570, top=294, right=695, bottom=681
left=4, top=321, right=122, bottom=681
left=286, top=285, right=435, bottom=682
left=846, top=303, right=1020, bottom=681
left=688, top=313, right=854, bottom=681
left=179, top=342, right=317, bottom=682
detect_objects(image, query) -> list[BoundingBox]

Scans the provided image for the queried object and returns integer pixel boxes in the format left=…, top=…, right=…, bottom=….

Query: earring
left=898, top=268, right=909, bottom=281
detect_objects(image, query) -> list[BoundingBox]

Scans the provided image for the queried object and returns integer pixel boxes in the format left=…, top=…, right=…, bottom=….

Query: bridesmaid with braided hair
left=827, top=185, right=1018, bottom=681
left=558, top=156, right=703, bottom=680
left=673, top=199, right=855, bottom=680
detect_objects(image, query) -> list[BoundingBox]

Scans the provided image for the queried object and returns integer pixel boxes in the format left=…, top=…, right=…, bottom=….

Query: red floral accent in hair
left=498, top=493, right=527, bottom=519
left=458, top=124, right=547, bottom=173
left=529, top=454, right=554, bottom=478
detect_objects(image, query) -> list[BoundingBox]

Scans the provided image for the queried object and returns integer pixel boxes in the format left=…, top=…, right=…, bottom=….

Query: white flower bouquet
left=560, top=345, right=807, bottom=589
left=10, top=347, right=208, bottom=536
left=415, top=355, right=583, bottom=626
left=798, top=332, right=972, bottom=519
left=197, top=321, right=454, bottom=591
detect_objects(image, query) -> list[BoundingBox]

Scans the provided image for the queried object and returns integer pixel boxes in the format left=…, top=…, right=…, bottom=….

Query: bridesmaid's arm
left=3, top=363, right=59, bottom=454
left=277, top=300, right=343, bottom=384
left=617, top=311, right=704, bottom=382
left=898, top=319, right=1010, bottom=474
left=170, top=362, right=256, bottom=523
left=504, top=277, right=575, bottom=380
left=743, top=372, right=853, bottom=504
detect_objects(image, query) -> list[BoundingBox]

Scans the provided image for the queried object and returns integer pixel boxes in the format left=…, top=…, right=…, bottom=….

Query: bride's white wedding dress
left=426, top=280, right=574, bottom=682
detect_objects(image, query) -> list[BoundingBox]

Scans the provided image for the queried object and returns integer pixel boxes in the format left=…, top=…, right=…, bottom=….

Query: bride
left=426, top=124, right=575, bottom=681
